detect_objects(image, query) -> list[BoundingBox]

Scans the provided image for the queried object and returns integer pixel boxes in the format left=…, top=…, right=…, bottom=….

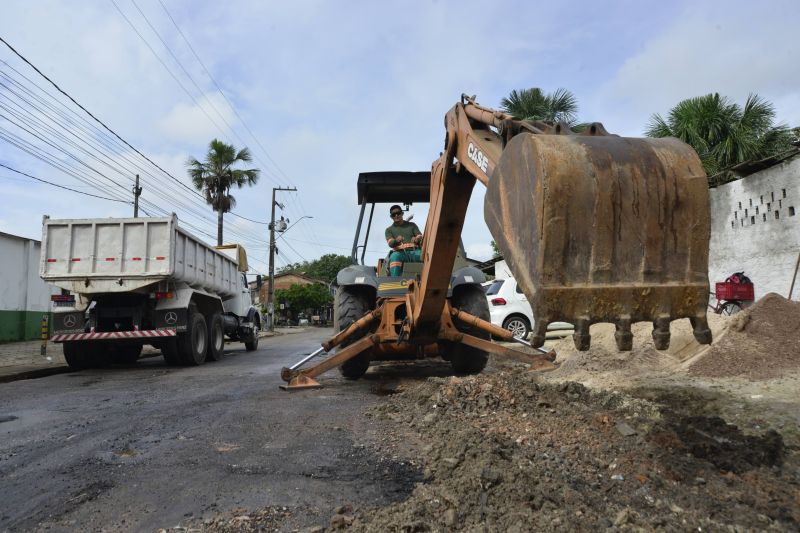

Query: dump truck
left=40, top=215, right=262, bottom=369
left=280, top=95, right=713, bottom=389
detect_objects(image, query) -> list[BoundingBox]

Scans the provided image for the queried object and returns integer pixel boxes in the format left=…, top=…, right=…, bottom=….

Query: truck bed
left=40, top=215, right=239, bottom=298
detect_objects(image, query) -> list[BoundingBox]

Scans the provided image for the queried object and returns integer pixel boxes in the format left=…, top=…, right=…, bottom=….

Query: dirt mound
left=689, top=293, right=800, bottom=380
left=547, top=313, right=730, bottom=384
left=347, top=372, right=798, bottom=532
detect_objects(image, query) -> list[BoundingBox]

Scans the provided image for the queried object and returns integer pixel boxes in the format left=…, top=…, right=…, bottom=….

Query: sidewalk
left=0, top=329, right=283, bottom=383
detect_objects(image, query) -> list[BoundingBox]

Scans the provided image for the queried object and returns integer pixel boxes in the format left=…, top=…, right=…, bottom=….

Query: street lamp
left=276, top=215, right=313, bottom=241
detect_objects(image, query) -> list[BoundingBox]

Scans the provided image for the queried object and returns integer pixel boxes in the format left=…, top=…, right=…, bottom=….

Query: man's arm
left=385, top=227, right=401, bottom=248
left=411, top=223, right=423, bottom=244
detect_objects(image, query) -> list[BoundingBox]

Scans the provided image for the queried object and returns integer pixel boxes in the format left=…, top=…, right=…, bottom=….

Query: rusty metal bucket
left=485, top=131, right=712, bottom=351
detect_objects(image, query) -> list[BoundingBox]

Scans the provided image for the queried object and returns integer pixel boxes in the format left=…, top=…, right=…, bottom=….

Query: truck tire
left=447, top=285, right=490, bottom=375
left=244, top=316, right=259, bottom=352
left=161, top=339, right=181, bottom=366
left=206, top=313, right=225, bottom=361
left=336, top=286, right=372, bottom=379
left=178, top=310, right=207, bottom=365
left=63, top=342, right=94, bottom=370
left=111, top=344, right=142, bottom=364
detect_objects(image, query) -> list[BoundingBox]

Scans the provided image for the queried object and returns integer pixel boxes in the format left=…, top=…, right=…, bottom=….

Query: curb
left=0, top=365, right=72, bottom=384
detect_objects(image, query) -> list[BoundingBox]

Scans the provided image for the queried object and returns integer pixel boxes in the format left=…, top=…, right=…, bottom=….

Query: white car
left=485, top=277, right=572, bottom=339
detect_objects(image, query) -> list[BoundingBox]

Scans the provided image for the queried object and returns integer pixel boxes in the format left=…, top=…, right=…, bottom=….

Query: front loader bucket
left=485, top=132, right=712, bottom=351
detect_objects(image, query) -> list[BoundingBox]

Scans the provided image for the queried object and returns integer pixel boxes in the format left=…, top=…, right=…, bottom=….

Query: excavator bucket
left=485, top=131, right=712, bottom=351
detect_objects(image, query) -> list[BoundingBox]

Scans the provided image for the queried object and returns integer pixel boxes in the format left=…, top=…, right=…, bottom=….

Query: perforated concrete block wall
left=709, top=155, right=800, bottom=301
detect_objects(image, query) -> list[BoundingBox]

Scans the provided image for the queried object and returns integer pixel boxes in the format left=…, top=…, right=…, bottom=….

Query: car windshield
left=485, top=280, right=504, bottom=296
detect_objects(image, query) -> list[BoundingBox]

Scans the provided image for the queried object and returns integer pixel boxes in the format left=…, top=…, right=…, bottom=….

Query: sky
left=1, top=0, right=799, bottom=275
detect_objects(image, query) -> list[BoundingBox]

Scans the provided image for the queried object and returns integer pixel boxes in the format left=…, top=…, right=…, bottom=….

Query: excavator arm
left=410, top=94, right=712, bottom=350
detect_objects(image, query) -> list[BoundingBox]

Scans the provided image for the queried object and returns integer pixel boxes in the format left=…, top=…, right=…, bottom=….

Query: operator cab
left=352, top=171, right=472, bottom=278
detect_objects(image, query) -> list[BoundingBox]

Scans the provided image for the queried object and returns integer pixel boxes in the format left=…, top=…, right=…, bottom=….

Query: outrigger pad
left=279, top=375, right=322, bottom=391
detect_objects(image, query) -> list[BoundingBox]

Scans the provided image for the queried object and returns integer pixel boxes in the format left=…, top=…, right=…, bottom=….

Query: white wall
left=0, top=233, right=58, bottom=313
left=709, top=155, right=800, bottom=301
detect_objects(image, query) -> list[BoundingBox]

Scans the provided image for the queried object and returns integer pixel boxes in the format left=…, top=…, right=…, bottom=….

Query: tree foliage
left=645, top=93, right=794, bottom=180
left=187, top=139, right=260, bottom=245
left=500, top=87, right=579, bottom=126
left=490, top=240, right=502, bottom=258
left=278, top=253, right=353, bottom=283
left=274, top=283, right=332, bottom=319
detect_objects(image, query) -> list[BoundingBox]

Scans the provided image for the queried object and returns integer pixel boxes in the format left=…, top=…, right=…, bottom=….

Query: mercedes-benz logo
left=63, top=315, right=77, bottom=328
left=164, top=312, right=178, bottom=325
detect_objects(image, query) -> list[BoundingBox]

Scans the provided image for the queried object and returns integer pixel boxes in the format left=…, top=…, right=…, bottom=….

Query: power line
left=0, top=35, right=203, bottom=200
left=0, top=162, right=132, bottom=203
left=0, top=56, right=269, bottom=239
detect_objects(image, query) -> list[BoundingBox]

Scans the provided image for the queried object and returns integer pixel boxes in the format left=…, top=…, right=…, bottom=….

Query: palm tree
left=500, top=87, right=579, bottom=126
left=645, top=93, right=794, bottom=180
left=187, top=139, right=260, bottom=245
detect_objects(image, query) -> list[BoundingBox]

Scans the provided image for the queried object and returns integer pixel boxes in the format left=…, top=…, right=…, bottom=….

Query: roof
left=273, top=272, right=327, bottom=285
left=0, top=231, right=40, bottom=244
left=712, top=148, right=800, bottom=183
left=356, top=171, right=431, bottom=205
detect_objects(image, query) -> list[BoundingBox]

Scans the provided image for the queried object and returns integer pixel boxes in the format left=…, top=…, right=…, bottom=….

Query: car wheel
left=502, top=315, right=531, bottom=339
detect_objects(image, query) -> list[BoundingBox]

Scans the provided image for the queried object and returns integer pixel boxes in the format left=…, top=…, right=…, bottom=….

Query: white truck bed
left=40, top=215, right=239, bottom=298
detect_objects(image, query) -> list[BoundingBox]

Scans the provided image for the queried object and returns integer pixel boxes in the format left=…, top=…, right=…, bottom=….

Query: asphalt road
left=0, top=329, right=421, bottom=532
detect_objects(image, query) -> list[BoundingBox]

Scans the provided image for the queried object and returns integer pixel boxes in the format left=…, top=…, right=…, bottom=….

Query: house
left=708, top=149, right=800, bottom=300
left=0, top=232, right=60, bottom=341
left=258, top=272, right=329, bottom=305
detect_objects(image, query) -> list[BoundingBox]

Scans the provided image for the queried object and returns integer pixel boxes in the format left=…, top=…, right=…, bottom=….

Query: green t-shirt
left=385, top=221, right=422, bottom=249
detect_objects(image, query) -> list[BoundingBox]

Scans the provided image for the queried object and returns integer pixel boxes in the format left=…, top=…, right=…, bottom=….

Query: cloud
left=158, top=93, right=237, bottom=144
left=591, top=0, right=800, bottom=135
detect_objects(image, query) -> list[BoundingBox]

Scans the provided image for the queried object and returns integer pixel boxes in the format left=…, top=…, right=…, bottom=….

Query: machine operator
left=385, top=205, right=423, bottom=276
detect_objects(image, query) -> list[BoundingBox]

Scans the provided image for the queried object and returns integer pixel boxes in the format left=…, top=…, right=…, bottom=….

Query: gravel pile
left=345, top=371, right=798, bottom=532
left=689, top=293, right=800, bottom=380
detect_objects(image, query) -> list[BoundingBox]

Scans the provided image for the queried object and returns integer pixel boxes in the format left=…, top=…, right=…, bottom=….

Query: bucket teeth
left=652, top=316, right=671, bottom=350
left=690, top=315, right=713, bottom=345
left=614, top=317, right=633, bottom=351
left=530, top=320, right=548, bottom=348
left=572, top=317, right=591, bottom=351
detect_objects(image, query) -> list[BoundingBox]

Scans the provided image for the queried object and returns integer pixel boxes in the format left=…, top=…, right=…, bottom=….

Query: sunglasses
left=391, top=212, right=403, bottom=217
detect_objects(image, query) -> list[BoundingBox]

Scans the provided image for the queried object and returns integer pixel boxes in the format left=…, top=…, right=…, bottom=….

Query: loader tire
left=63, top=342, right=94, bottom=370
left=448, top=285, right=490, bottom=375
left=336, top=286, right=373, bottom=380
left=206, top=313, right=225, bottom=361
left=178, top=308, right=207, bottom=366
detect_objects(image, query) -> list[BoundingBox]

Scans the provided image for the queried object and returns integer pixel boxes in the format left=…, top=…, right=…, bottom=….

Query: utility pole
left=132, top=174, right=142, bottom=217
left=268, top=186, right=297, bottom=331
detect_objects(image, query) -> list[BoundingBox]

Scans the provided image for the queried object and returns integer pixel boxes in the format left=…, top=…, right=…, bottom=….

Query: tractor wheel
left=206, top=313, right=225, bottom=361
left=336, top=286, right=373, bottom=380
left=178, top=307, right=207, bottom=365
left=448, top=285, right=491, bottom=375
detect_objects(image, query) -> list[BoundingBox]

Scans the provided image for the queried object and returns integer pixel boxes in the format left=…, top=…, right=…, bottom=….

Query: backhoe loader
left=281, top=95, right=712, bottom=389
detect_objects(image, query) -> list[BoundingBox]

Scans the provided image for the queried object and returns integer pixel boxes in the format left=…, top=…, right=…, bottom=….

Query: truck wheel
left=244, top=317, right=259, bottom=352
left=336, top=286, right=372, bottom=379
left=63, top=342, right=93, bottom=370
left=111, top=344, right=142, bottom=364
left=178, top=311, right=208, bottom=365
left=206, top=313, right=225, bottom=361
left=448, top=285, right=490, bottom=374
left=161, top=339, right=181, bottom=366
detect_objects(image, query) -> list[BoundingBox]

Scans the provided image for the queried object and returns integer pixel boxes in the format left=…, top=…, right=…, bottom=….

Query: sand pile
left=547, top=313, right=730, bottom=383
left=688, top=293, right=800, bottom=380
